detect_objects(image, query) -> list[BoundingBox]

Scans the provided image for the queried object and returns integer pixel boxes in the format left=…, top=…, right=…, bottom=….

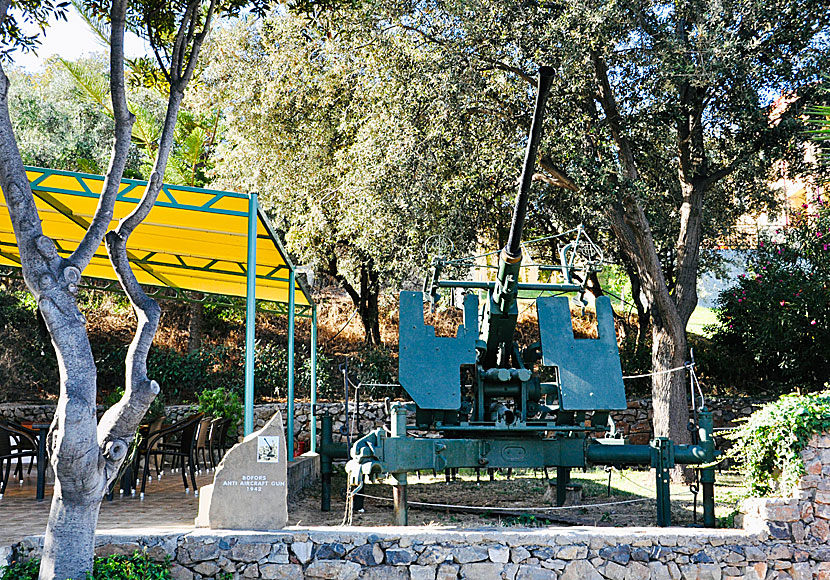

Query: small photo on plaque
left=257, top=436, right=280, bottom=463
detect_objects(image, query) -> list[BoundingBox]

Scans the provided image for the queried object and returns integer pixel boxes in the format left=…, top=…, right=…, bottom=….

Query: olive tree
left=359, top=0, right=829, bottom=474
left=0, top=1, right=264, bottom=577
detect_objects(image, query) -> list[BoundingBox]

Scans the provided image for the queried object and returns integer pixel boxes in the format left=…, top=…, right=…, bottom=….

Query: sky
left=10, top=6, right=151, bottom=71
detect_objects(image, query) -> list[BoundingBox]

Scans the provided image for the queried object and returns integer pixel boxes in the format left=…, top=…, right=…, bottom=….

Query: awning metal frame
left=0, top=166, right=317, bottom=457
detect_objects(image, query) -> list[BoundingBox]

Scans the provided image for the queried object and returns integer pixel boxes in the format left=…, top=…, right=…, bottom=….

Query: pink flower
left=780, top=301, right=786, bottom=306
left=811, top=320, right=817, bottom=325
left=738, top=298, right=743, bottom=303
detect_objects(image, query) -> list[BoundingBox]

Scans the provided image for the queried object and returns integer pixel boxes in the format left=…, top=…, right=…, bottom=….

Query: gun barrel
left=504, top=66, right=555, bottom=260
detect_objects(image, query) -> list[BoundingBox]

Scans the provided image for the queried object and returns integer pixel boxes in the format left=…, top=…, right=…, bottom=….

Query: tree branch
left=182, top=0, right=217, bottom=85
left=70, top=0, right=135, bottom=271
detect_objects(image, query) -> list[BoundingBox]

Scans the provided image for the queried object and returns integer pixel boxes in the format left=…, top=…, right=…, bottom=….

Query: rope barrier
left=355, top=492, right=653, bottom=511
left=622, top=363, right=693, bottom=380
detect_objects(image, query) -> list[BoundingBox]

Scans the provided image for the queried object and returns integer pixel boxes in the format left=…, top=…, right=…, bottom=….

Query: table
left=31, top=423, right=50, bottom=502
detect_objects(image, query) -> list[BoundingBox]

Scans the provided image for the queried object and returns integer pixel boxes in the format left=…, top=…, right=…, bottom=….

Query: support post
left=288, top=268, right=296, bottom=459
left=321, top=415, right=332, bottom=512
left=698, top=409, right=716, bottom=527
left=244, top=193, right=258, bottom=436
left=653, top=437, right=673, bottom=527
left=391, top=403, right=408, bottom=526
left=556, top=466, right=570, bottom=507
left=311, top=305, right=318, bottom=454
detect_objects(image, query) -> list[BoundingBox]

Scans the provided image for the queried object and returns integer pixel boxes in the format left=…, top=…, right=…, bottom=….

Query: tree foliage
left=727, top=390, right=830, bottom=496
left=710, top=198, right=830, bottom=393
left=201, top=12, right=532, bottom=342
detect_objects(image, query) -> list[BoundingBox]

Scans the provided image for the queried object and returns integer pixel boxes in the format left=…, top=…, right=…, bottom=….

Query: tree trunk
left=187, top=293, right=204, bottom=354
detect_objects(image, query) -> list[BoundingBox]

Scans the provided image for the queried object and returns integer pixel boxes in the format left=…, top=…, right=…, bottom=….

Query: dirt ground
left=288, top=467, right=743, bottom=529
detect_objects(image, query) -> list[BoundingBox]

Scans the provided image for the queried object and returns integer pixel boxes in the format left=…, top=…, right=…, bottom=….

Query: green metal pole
left=311, top=305, right=318, bottom=454
left=698, top=409, right=717, bottom=527
left=288, top=269, right=295, bottom=459
left=390, top=404, right=408, bottom=526
left=653, top=437, right=672, bottom=527
left=244, top=193, right=258, bottom=436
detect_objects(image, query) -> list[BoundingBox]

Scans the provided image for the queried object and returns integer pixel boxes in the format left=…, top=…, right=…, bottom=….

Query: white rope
left=622, top=363, right=693, bottom=380
left=355, top=493, right=652, bottom=511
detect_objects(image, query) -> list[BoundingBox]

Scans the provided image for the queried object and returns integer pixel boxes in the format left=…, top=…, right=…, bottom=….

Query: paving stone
left=347, top=543, right=384, bottom=566
left=410, top=564, right=437, bottom=580
left=511, top=548, right=531, bottom=564
left=436, top=564, right=460, bottom=580
left=230, top=542, right=271, bottom=563
left=418, top=546, right=451, bottom=566
left=600, top=545, right=631, bottom=565
left=268, top=543, right=289, bottom=564
left=489, top=546, right=510, bottom=564
left=515, top=565, right=556, bottom=580
left=316, top=543, right=348, bottom=560
left=461, top=563, right=504, bottom=579
left=292, top=542, right=313, bottom=564
left=192, top=562, right=218, bottom=577
left=648, top=562, right=671, bottom=580
left=453, top=546, right=489, bottom=564
left=556, top=546, right=587, bottom=560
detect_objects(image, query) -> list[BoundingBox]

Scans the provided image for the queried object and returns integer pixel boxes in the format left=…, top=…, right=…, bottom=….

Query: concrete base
left=288, top=452, right=319, bottom=501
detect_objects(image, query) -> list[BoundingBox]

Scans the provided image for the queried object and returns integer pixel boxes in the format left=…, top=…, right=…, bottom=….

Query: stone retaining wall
left=5, top=431, right=830, bottom=579
left=7, top=526, right=829, bottom=580
left=0, top=397, right=769, bottom=448
left=738, top=433, right=830, bottom=545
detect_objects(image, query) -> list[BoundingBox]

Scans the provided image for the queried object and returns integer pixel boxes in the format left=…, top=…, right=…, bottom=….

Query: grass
left=687, top=306, right=718, bottom=337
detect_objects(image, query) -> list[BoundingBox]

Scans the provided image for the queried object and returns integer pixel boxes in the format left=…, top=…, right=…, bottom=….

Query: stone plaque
left=195, top=411, right=288, bottom=530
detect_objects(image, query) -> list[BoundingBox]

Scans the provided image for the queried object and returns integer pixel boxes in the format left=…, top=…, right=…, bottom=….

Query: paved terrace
left=0, top=469, right=213, bottom=547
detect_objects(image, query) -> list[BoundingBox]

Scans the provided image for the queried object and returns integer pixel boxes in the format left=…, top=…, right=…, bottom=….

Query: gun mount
left=345, top=67, right=717, bottom=527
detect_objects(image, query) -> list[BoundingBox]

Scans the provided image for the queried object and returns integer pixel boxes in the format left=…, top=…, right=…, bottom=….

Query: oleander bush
left=709, top=197, right=830, bottom=394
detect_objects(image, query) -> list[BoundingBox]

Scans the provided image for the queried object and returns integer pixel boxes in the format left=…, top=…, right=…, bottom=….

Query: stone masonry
left=6, top=430, right=830, bottom=579
left=739, top=432, right=830, bottom=546
left=7, top=526, right=830, bottom=580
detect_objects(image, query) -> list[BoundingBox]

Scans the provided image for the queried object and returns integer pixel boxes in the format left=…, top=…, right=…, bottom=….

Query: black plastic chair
left=137, top=413, right=203, bottom=498
left=0, top=421, right=38, bottom=498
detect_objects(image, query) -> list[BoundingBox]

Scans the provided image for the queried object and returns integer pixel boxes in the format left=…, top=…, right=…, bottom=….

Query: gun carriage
left=341, top=67, right=717, bottom=527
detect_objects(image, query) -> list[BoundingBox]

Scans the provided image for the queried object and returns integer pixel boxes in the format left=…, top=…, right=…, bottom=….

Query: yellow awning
left=0, top=167, right=311, bottom=315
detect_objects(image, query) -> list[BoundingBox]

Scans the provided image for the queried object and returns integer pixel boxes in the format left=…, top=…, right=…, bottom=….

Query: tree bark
left=590, top=50, right=693, bottom=479
left=0, top=2, right=218, bottom=577
left=188, top=293, right=205, bottom=354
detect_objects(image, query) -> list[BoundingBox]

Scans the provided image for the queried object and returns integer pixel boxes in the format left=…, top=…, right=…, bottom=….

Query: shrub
left=709, top=197, right=830, bottom=394
left=197, top=387, right=243, bottom=429
left=1, top=552, right=170, bottom=580
left=727, top=390, right=830, bottom=496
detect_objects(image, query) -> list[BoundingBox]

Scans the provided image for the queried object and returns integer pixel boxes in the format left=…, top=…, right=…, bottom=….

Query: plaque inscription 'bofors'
left=195, top=412, right=288, bottom=530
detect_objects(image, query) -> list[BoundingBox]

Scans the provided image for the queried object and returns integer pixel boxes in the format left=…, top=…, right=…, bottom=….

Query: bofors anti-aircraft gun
left=345, top=67, right=717, bottom=527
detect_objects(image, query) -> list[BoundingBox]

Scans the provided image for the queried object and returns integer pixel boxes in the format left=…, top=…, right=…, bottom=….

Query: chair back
left=195, top=417, right=212, bottom=449
left=177, top=414, right=204, bottom=454
left=146, top=416, right=166, bottom=451
left=144, top=413, right=203, bottom=454
left=0, top=422, right=13, bottom=456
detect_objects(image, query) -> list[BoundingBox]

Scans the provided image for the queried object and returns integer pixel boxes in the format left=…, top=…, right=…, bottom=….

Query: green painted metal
left=25, top=165, right=249, bottom=217
left=344, top=67, right=720, bottom=528
left=311, top=305, right=318, bottom=453
left=537, top=295, right=627, bottom=411
left=15, top=166, right=313, bottom=316
left=244, top=193, right=258, bottom=436
left=398, top=291, right=477, bottom=411
left=287, top=268, right=295, bottom=458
